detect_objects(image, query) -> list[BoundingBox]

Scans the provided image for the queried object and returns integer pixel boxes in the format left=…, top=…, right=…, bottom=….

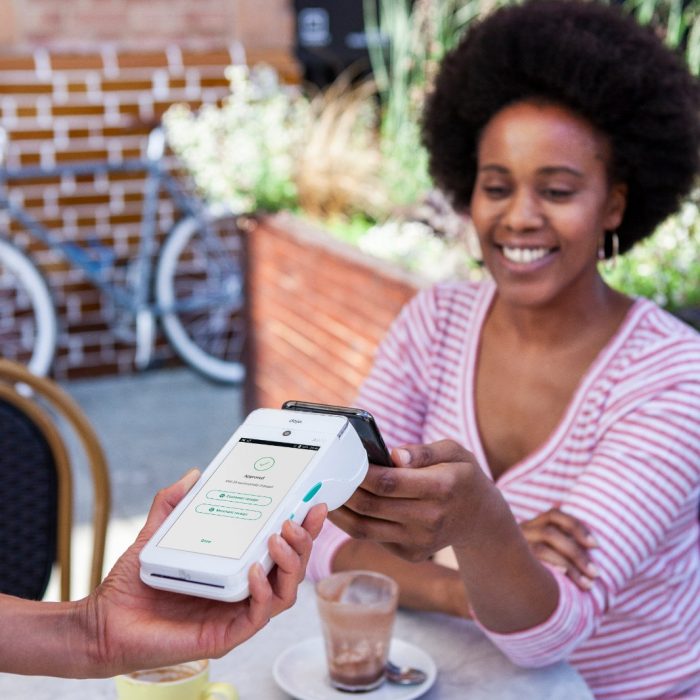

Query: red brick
left=117, top=50, right=170, bottom=69
left=50, top=54, right=105, bottom=70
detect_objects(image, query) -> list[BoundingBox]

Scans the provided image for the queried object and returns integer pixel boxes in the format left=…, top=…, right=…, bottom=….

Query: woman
left=308, top=1, right=700, bottom=697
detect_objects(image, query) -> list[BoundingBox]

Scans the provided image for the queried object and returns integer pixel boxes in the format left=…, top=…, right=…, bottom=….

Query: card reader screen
left=157, top=438, right=319, bottom=559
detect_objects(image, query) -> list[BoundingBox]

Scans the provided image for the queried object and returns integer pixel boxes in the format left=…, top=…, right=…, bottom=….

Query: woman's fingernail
left=287, top=519, right=304, bottom=536
left=586, top=535, right=598, bottom=547
left=587, top=564, right=600, bottom=577
left=553, top=565, right=568, bottom=574
left=275, top=533, right=292, bottom=553
left=180, top=468, right=200, bottom=488
left=580, top=576, right=593, bottom=589
left=395, top=448, right=411, bottom=465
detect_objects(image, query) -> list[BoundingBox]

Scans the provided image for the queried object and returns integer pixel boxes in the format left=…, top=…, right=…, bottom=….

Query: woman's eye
left=483, top=185, right=510, bottom=198
left=543, top=188, right=574, bottom=200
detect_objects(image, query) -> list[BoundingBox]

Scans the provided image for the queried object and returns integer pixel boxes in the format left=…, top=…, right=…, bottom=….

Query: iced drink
left=316, top=571, right=399, bottom=692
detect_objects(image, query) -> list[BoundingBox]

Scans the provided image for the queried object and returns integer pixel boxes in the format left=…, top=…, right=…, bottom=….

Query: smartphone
left=140, top=408, right=368, bottom=601
left=281, top=400, right=393, bottom=467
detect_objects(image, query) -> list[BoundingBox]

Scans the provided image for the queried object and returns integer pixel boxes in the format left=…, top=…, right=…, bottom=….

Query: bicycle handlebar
left=0, top=122, right=169, bottom=179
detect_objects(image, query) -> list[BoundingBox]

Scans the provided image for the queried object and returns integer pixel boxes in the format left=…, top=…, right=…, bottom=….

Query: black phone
left=281, top=400, right=393, bottom=467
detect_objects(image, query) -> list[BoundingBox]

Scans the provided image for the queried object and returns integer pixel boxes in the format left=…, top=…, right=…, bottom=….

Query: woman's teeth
left=502, top=246, right=551, bottom=264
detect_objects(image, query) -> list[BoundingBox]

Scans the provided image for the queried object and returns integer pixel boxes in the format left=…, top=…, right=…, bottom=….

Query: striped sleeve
left=477, top=374, right=700, bottom=667
left=355, top=285, right=440, bottom=450
left=474, top=565, right=597, bottom=667
left=306, top=519, right=351, bottom=582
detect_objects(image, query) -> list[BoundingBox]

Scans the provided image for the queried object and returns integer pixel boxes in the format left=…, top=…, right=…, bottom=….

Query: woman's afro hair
left=422, top=0, right=700, bottom=253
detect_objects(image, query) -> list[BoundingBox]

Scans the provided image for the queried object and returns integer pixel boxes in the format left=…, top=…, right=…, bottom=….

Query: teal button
left=303, top=482, right=323, bottom=503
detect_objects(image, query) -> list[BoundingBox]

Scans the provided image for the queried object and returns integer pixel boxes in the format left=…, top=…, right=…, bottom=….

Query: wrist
left=455, top=478, right=513, bottom=551
left=0, top=594, right=98, bottom=677
left=434, top=568, right=471, bottom=618
left=68, top=594, right=105, bottom=678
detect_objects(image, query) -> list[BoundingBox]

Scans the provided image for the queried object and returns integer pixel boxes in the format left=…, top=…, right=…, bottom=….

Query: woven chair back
left=0, top=400, right=58, bottom=600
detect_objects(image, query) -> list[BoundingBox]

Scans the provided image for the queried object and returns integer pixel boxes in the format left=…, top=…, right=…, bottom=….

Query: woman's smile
left=496, top=244, right=560, bottom=272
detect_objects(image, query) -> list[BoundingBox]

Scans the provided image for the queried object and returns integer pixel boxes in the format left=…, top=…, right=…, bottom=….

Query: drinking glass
left=316, top=570, right=399, bottom=692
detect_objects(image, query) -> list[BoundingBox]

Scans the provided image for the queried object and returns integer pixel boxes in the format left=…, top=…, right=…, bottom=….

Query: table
left=0, top=581, right=593, bottom=699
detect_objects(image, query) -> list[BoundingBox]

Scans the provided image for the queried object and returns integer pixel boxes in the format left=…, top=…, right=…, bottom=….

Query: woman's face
left=469, top=101, right=627, bottom=309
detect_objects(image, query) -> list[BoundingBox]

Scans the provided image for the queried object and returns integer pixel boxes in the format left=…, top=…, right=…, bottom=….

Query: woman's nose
left=503, top=189, right=543, bottom=231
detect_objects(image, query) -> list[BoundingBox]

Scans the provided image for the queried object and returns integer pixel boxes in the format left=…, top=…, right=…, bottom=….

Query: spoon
left=385, top=659, right=428, bottom=686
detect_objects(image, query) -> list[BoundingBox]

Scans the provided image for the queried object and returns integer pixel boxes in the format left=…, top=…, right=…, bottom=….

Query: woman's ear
left=604, top=182, right=628, bottom=231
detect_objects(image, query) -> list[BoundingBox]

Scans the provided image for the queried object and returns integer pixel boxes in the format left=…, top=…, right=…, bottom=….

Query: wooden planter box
left=244, top=212, right=423, bottom=411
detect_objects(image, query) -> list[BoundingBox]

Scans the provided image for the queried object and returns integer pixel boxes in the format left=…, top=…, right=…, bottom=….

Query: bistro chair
left=0, top=359, right=110, bottom=601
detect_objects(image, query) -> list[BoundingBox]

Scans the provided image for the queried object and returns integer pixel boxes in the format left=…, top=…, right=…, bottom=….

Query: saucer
left=273, top=637, right=436, bottom=700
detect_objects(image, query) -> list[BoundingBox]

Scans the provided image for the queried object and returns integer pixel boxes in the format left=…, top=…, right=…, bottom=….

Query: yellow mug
left=114, top=659, right=238, bottom=700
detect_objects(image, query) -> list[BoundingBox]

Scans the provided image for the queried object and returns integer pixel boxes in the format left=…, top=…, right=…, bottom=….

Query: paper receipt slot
left=139, top=409, right=368, bottom=601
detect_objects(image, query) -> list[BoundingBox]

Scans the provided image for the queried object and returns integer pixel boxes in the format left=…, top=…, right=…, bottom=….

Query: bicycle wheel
left=156, top=214, right=246, bottom=383
left=0, top=237, right=57, bottom=376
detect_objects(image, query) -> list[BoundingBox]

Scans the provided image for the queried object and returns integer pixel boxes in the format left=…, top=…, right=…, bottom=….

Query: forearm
left=333, top=539, right=471, bottom=618
left=454, top=486, right=559, bottom=633
left=0, top=593, right=95, bottom=677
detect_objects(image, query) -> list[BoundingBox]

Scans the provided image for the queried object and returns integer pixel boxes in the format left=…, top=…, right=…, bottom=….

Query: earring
left=598, top=231, right=620, bottom=269
left=463, top=217, right=483, bottom=263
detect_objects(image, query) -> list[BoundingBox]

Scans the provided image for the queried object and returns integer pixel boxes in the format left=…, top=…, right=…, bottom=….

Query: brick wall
left=245, top=213, right=422, bottom=411
left=0, top=46, right=299, bottom=379
left=1, top=0, right=293, bottom=54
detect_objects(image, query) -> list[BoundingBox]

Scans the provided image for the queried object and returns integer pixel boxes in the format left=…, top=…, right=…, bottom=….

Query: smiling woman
left=470, top=101, right=628, bottom=313
left=305, top=1, right=700, bottom=698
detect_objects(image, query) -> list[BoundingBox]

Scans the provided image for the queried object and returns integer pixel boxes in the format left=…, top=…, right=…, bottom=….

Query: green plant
left=602, top=193, right=700, bottom=310
left=294, top=75, right=390, bottom=220
left=165, top=64, right=390, bottom=222
left=621, top=0, right=700, bottom=73
left=363, top=0, right=507, bottom=206
left=358, top=218, right=481, bottom=281
left=164, top=65, right=310, bottom=214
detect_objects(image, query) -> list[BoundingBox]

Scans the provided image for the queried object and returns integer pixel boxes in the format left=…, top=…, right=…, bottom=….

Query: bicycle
left=0, top=126, right=246, bottom=383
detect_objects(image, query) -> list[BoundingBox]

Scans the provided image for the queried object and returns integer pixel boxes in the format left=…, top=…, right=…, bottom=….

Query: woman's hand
left=329, top=440, right=497, bottom=562
left=520, top=508, right=599, bottom=590
left=76, top=469, right=327, bottom=678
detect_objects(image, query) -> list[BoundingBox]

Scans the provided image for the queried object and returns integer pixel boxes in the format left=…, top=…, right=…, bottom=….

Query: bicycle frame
left=0, top=124, right=246, bottom=381
left=0, top=130, right=208, bottom=320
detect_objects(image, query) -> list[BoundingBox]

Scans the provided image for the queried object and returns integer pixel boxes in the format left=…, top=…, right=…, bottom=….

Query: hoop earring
left=463, top=217, right=483, bottom=263
left=598, top=230, right=619, bottom=269
left=609, top=231, right=620, bottom=270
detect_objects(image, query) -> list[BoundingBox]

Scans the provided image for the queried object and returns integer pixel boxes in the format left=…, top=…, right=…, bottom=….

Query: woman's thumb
left=139, top=468, right=201, bottom=541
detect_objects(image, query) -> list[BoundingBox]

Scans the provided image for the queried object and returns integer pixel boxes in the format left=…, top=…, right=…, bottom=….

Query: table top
left=0, top=581, right=593, bottom=700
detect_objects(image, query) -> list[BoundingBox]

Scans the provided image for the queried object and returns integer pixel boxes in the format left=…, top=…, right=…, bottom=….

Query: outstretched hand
left=79, top=469, right=326, bottom=678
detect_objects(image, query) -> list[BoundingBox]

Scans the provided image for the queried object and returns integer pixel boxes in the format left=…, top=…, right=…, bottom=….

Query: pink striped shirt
left=308, top=279, right=700, bottom=699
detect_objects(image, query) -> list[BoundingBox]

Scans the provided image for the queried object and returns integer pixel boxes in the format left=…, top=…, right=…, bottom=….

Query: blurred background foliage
left=165, top=0, right=700, bottom=314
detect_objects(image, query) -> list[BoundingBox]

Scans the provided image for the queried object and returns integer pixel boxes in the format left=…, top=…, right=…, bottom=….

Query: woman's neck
left=487, top=277, right=633, bottom=350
